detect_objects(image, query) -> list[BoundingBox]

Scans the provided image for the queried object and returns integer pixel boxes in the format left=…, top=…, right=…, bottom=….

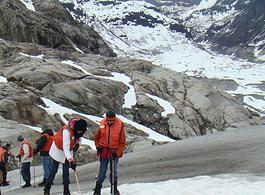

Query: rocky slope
left=0, top=0, right=116, bottom=57
left=0, top=0, right=264, bottom=169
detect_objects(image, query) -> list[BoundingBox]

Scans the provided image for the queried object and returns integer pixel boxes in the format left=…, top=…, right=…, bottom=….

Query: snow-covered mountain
left=58, top=0, right=265, bottom=115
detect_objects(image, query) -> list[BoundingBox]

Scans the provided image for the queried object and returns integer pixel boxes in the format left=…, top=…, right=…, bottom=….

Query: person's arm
left=22, top=144, right=30, bottom=161
left=115, top=124, right=126, bottom=156
left=73, top=136, right=81, bottom=153
left=62, top=129, right=73, bottom=161
left=33, top=135, right=47, bottom=155
left=2, top=152, right=8, bottom=164
left=94, top=127, right=101, bottom=148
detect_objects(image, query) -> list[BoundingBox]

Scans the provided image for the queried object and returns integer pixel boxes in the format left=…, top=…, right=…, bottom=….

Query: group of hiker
left=0, top=110, right=126, bottom=195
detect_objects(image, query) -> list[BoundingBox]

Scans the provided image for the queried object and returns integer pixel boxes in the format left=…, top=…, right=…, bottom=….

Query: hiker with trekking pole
left=93, top=110, right=126, bottom=195
left=43, top=118, right=87, bottom=195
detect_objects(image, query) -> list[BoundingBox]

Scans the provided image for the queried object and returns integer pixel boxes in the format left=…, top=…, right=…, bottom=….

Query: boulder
left=0, top=82, right=63, bottom=129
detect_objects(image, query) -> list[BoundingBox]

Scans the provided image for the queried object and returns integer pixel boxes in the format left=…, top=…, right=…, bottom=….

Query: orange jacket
left=40, top=133, right=54, bottom=152
left=54, top=125, right=75, bottom=151
left=0, top=147, right=8, bottom=163
left=20, top=140, right=33, bottom=158
left=94, top=117, right=126, bottom=158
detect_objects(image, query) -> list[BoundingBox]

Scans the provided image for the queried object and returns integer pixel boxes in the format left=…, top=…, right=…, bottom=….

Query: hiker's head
left=70, top=118, right=87, bottom=139
left=106, top=110, right=116, bottom=125
left=17, top=135, right=24, bottom=143
left=41, top=124, right=49, bottom=132
left=5, top=143, right=11, bottom=150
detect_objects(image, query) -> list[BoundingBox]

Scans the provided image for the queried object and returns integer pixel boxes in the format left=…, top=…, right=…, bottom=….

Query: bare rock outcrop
left=0, top=82, right=63, bottom=129
left=0, top=39, right=261, bottom=142
left=0, top=0, right=116, bottom=57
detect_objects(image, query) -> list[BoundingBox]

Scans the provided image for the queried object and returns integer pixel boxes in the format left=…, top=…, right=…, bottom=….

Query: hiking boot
left=22, top=181, right=31, bottom=188
left=38, top=178, right=46, bottom=186
left=110, top=181, right=120, bottom=195
left=44, top=182, right=52, bottom=195
left=2, top=182, right=10, bottom=186
left=63, top=185, right=71, bottom=195
left=93, top=183, right=102, bottom=195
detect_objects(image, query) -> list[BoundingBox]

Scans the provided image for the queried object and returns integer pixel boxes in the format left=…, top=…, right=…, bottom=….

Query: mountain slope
left=198, top=0, right=265, bottom=61
left=59, top=0, right=265, bottom=115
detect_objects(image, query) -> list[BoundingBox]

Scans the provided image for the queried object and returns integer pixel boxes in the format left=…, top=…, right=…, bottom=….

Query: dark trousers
left=0, top=165, right=7, bottom=183
left=21, top=162, right=31, bottom=182
left=97, top=158, right=119, bottom=184
left=47, top=159, right=70, bottom=186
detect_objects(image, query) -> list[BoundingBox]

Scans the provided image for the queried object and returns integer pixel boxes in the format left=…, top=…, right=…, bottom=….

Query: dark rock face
left=132, top=105, right=169, bottom=136
left=171, top=0, right=265, bottom=62
left=0, top=0, right=116, bottom=57
left=205, top=0, right=265, bottom=61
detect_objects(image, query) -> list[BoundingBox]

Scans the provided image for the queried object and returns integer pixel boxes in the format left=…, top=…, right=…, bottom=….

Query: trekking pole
left=33, top=157, right=36, bottom=187
left=74, top=171, right=82, bottom=195
left=111, top=151, right=115, bottom=195
left=5, top=164, right=9, bottom=184
left=18, top=160, right=21, bottom=187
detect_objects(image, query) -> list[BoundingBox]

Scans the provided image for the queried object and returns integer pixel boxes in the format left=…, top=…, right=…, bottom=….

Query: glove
left=111, top=152, right=118, bottom=160
left=96, top=146, right=103, bottom=154
left=73, top=143, right=80, bottom=153
left=33, top=150, right=37, bottom=156
left=16, top=154, right=21, bottom=160
left=69, top=161, right=77, bottom=171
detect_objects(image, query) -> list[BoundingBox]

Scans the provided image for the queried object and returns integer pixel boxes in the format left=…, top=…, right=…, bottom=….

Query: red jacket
left=54, top=125, right=75, bottom=151
left=20, top=140, right=33, bottom=158
left=40, top=133, right=54, bottom=152
left=0, top=147, right=8, bottom=164
left=94, top=117, right=126, bottom=159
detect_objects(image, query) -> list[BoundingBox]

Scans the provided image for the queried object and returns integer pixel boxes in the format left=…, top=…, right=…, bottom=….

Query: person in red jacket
left=43, top=118, right=87, bottom=195
left=93, top=110, right=126, bottom=195
left=17, top=135, right=33, bottom=188
left=0, top=144, right=11, bottom=186
left=33, top=124, right=54, bottom=186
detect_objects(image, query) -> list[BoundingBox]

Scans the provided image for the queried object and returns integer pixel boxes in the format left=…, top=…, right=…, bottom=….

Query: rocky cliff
left=0, top=0, right=116, bottom=57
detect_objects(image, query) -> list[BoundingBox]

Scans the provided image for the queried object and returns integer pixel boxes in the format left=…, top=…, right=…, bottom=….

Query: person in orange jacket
left=33, top=124, right=54, bottom=186
left=0, top=143, right=11, bottom=186
left=93, top=110, right=126, bottom=195
left=17, top=135, right=33, bottom=188
left=43, top=118, right=87, bottom=195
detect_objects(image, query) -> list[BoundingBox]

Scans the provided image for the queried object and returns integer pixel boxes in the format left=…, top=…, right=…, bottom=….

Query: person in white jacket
left=43, top=118, right=87, bottom=195
left=17, top=135, right=33, bottom=188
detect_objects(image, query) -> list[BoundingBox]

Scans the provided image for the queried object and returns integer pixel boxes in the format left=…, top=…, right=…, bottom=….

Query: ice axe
left=74, top=171, right=82, bottom=195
